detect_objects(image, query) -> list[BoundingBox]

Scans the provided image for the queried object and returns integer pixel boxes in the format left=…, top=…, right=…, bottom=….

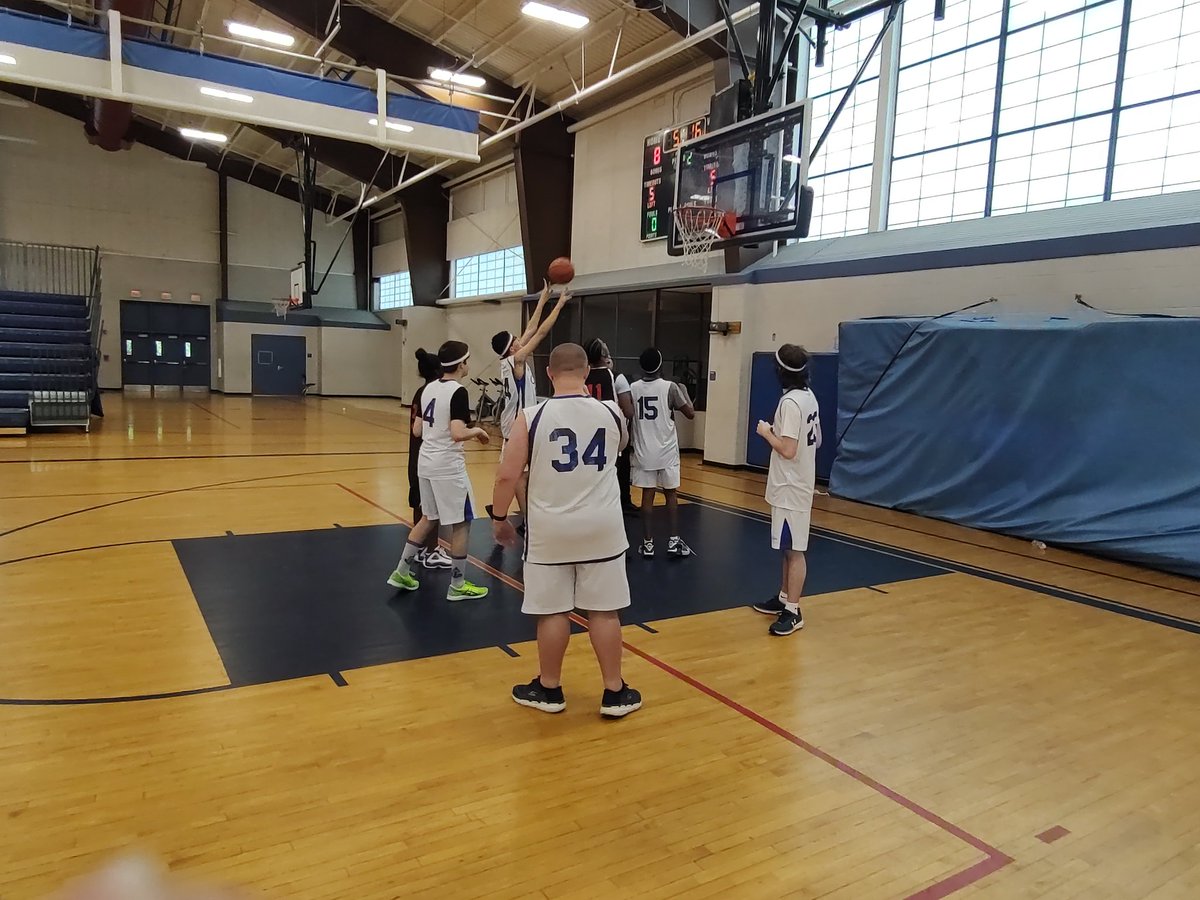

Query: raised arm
left=518, top=281, right=552, bottom=345
left=515, top=289, right=571, bottom=364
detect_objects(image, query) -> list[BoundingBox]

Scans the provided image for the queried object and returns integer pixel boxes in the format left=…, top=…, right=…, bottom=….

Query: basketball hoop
left=672, top=205, right=733, bottom=272
left=272, top=297, right=299, bottom=318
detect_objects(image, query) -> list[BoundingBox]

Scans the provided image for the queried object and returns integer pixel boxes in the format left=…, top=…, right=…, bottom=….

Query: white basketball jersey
left=499, top=356, right=537, bottom=440
left=629, top=378, right=681, bottom=471
left=766, top=388, right=821, bottom=511
left=524, top=396, right=628, bottom=565
left=417, top=378, right=467, bottom=480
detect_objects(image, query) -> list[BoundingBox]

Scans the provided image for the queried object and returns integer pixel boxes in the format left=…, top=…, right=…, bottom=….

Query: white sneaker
left=424, top=547, right=453, bottom=569
left=638, top=539, right=655, bottom=559
left=667, top=537, right=692, bottom=558
left=413, top=548, right=429, bottom=567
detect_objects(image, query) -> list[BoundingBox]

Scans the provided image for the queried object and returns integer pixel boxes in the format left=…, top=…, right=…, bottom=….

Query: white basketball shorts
left=631, top=461, right=681, bottom=491
left=418, top=473, right=477, bottom=526
left=521, top=557, right=631, bottom=616
left=770, top=505, right=812, bottom=552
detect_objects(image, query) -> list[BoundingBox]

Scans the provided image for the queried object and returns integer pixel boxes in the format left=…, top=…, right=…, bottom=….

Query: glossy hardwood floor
left=2, top=393, right=1198, bottom=899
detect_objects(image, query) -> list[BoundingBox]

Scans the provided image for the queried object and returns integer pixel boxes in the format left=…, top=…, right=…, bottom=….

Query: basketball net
left=673, top=205, right=729, bottom=273
left=272, top=297, right=299, bottom=318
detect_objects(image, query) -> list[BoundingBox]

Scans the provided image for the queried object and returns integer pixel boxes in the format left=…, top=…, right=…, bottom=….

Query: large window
left=375, top=271, right=413, bottom=309
left=452, top=246, right=525, bottom=299
left=889, top=0, right=1003, bottom=228
left=818, top=0, right=1200, bottom=234
left=1109, top=1, right=1200, bottom=200
left=806, top=15, right=882, bottom=238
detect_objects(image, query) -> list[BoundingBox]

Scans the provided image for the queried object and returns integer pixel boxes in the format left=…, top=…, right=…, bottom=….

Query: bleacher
left=0, top=242, right=102, bottom=434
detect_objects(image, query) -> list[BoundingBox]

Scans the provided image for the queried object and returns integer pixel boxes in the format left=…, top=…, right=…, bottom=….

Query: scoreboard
left=640, top=115, right=708, bottom=242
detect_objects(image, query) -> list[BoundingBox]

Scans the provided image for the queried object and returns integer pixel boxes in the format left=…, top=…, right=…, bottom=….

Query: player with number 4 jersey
left=490, top=342, right=641, bottom=719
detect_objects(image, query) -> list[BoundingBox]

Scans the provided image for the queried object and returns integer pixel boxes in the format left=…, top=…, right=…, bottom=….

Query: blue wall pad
left=830, top=310, right=1200, bottom=578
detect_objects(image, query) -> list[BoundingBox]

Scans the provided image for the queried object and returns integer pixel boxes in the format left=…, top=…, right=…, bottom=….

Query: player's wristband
left=486, top=504, right=507, bottom=522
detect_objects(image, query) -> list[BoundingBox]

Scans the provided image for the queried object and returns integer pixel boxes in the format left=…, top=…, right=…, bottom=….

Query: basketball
left=547, top=257, right=574, bottom=285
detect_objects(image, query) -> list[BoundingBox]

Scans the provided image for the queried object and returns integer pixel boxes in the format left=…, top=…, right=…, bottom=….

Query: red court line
left=337, top=483, right=1014, bottom=897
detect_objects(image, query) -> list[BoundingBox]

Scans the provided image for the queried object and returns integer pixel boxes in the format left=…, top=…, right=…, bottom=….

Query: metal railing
left=0, top=240, right=101, bottom=429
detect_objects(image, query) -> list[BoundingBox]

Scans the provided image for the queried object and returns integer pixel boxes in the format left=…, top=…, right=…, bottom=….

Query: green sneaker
left=446, top=580, right=489, bottom=601
left=386, top=569, right=419, bottom=591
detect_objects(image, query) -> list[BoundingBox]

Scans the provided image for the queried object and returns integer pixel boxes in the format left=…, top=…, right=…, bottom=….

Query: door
left=746, top=351, right=838, bottom=481
left=251, top=334, right=306, bottom=396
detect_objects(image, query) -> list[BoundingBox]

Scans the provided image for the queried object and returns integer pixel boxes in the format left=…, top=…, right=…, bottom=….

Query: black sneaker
left=752, top=595, right=785, bottom=616
left=600, top=683, right=642, bottom=718
left=638, top=539, right=655, bottom=559
left=769, top=608, right=804, bottom=636
left=512, top=677, right=566, bottom=713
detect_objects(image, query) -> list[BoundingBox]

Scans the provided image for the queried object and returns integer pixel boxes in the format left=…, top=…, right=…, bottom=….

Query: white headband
left=443, top=350, right=470, bottom=368
left=775, top=349, right=807, bottom=373
left=501, top=334, right=516, bottom=357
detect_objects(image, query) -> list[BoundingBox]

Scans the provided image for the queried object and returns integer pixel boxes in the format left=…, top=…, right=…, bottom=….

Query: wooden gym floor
left=1, top=394, right=1199, bottom=899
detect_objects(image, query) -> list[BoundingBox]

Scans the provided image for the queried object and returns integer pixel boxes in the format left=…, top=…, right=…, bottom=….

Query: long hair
left=415, top=348, right=441, bottom=383
left=776, top=343, right=810, bottom=390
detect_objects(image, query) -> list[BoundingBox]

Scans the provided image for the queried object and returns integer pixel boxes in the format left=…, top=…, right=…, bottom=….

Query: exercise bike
left=472, top=378, right=504, bottom=427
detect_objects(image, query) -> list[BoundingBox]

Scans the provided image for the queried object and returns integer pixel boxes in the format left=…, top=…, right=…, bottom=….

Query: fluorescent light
left=782, top=154, right=804, bottom=165
left=521, top=2, right=589, bottom=29
left=225, top=21, right=295, bottom=48
left=369, top=118, right=415, bottom=134
left=200, top=85, right=254, bottom=104
left=179, top=127, right=228, bottom=143
left=0, top=54, right=16, bottom=66
left=429, top=68, right=487, bottom=89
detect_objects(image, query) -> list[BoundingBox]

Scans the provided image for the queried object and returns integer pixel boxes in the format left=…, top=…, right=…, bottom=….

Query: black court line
left=498, top=644, right=520, bottom=658
left=634, top=622, right=659, bottom=634
left=0, top=451, right=409, bottom=464
left=188, top=401, right=241, bottom=428
left=680, top=493, right=1200, bottom=636
left=0, top=684, right=234, bottom=706
left=0, top=462, right=395, bottom=539
left=866, top=586, right=889, bottom=594
left=333, top=523, right=343, bottom=528
left=329, top=671, right=349, bottom=686
left=225, top=530, right=235, bottom=537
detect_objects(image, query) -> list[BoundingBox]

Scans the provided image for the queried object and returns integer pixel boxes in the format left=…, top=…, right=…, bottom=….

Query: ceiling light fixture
left=0, top=54, right=17, bottom=65
left=369, top=118, right=415, bottom=134
left=429, top=68, right=487, bottom=89
left=782, top=154, right=804, bottom=165
left=225, top=21, right=295, bottom=48
left=179, top=127, right=228, bottom=143
left=520, top=2, right=589, bottom=29
left=200, top=85, right=254, bottom=103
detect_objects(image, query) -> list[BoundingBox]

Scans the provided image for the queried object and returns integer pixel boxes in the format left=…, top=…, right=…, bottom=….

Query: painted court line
left=337, top=483, right=1013, bottom=898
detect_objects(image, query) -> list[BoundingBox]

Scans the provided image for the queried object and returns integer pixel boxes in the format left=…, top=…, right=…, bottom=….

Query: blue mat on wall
left=830, top=310, right=1200, bottom=578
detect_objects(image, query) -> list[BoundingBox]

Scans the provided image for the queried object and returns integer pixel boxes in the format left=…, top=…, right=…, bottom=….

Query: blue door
left=746, top=351, right=838, bottom=481
left=251, top=334, right=306, bottom=396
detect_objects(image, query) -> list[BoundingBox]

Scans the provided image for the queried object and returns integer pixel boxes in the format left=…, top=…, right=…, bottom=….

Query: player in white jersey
left=491, top=282, right=571, bottom=524
left=386, top=340, right=491, bottom=602
left=752, top=344, right=821, bottom=636
left=628, top=348, right=695, bottom=559
left=490, top=342, right=642, bottom=719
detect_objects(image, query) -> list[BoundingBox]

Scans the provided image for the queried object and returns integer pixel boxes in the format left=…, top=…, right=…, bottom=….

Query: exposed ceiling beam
left=636, top=0, right=728, bottom=60
left=252, top=126, right=421, bottom=197
left=245, top=0, right=569, bottom=135
left=3, top=84, right=357, bottom=216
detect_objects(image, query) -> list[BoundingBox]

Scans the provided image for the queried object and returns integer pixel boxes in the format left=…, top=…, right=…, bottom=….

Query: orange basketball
left=547, top=257, right=575, bottom=285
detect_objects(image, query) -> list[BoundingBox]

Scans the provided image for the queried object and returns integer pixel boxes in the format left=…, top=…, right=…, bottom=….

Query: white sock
left=778, top=591, right=788, bottom=603
left=784, top=601, right=800, bottom=615
left=451, top=557, right=467, bottom=588
left=397, top=539, right=422, bottom=574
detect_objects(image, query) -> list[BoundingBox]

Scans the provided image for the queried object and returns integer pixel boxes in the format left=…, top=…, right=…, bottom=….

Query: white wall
left=227, top=180, right=356, bottom=308
left=319, top=327, right=399, bottom=396
left=448, top=167, right=522, bottom=262
left=570, top=70, right=714, bottom=276
left=0, top=102, right=360, bottom=390
left=218, top=320, right=321, bottom=394
left=704, top=244, right=1200, bottom=465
